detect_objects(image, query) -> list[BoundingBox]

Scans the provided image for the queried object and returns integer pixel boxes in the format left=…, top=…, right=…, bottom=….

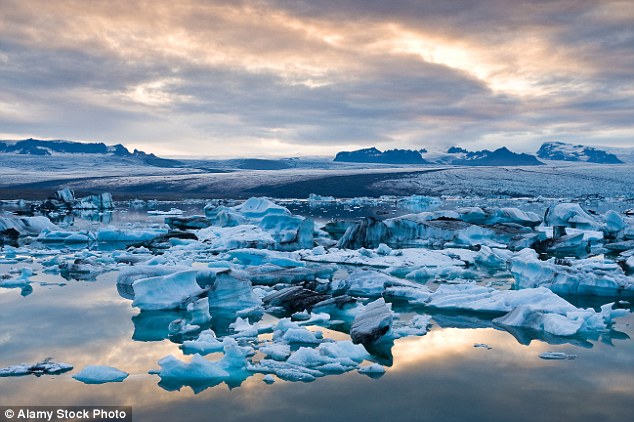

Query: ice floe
left=72, top=365, right=129, bottom=384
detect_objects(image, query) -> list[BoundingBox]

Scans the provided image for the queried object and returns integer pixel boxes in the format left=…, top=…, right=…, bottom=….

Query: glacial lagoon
left=1, top=195, right=633, bottom=422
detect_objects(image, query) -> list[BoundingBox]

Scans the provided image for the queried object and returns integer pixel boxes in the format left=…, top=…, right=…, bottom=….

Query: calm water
left=1, top=198, right=634, bottom=421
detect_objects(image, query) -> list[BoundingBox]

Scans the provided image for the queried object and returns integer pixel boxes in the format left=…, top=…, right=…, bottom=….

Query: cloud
left=0, top=0, right=632, bottom=156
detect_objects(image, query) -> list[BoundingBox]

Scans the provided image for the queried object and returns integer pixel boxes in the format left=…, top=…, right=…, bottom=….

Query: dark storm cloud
left=0, top=0, right=632, bottom=155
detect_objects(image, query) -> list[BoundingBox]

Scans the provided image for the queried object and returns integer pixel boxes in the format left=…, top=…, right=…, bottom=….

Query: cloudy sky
left=1, top=0, right=633, bottom=157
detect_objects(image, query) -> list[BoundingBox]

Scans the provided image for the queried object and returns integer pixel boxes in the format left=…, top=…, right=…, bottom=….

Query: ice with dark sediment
left=350, top=298, right=394, bottom=345
left=0, top=358, right=73, bottom=377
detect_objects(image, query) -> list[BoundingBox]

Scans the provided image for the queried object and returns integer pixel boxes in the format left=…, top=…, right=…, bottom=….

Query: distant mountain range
left=334, top=147, right=429, bottom=164
left=0, top=139, right=183, bottom=167
left=335, top=146, right=543, bottom=166
left=536, top=142, right=623, bottom=164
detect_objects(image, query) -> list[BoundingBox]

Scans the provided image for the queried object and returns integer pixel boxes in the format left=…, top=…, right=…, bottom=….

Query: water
left=1, top=198, right=634, bottom=421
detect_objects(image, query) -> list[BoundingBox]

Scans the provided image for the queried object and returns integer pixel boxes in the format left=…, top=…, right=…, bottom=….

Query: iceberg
left=425, top=284, right=627, bottom=336
left=545, top=203, right=599, bottom=237
left=203, top=197, right=314, bottom=251
left=152, top=338, right=251, bottom=392
left=181, top=330, right=224, bottom=355
left=208, top=271, right=263, bottom=316
left=72, top=365, right=129, bottom=384
left=132, top=270, right=206, bottom=310
left=0, top=216, right=58, bottom=237
left=350, top=298, right=393, bottom=345
left=511, top=248, right=634, bottom=297
left=0, top=358, right=73, bottom=377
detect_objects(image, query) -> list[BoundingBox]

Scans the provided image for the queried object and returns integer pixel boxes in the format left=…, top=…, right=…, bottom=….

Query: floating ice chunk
left=301, top=247, right=461, bottom=269
left=249, top=360, right=322, bottom=382
left=427, top=283, right=624, bottom=336
left=337, top=217, right=389, bottom=249
left=475, top=246, right=509, bottom=268
left=225, top=249, right=304, bottom=268
left=165, top=215, right=212, bottom=230
left=229, top=317, right=259, bottom=338
left=263, top=286, right=330, bottom=313
left=0, top=216, right=58, bottom=236
left=37, top=229, right=96, bottom=244
left=72, top=366, right=129, bottom=384
left=603, top=210, right=626, bottom=236
left=545, top=203, right=599, bottom=235
left=343, top=269, right=426, bottom=298
left=203, top=198, right=314, bottom=251
left=132, top=270, right=205, bottom=310
left=245, top=264, right=336, bottom=286
left=358, top=363, right=386, bottom=377
left=538, top=352, right=577, bottom=360
left=181, top=330, right=224, bottom=355
left=494, top=305, right=587, bottom=336
left=97, top=227, right=167, bottom=243
left=511, top=248, right=634, bottom=297
left=208, top=272, right=263, bottom=315
left=312, top=245, right=326, bottom=255
left=234, top=197, right=290, bottom=219
left=308, top=193, right=336, bottom=204
left=0, top=267, right=34, bottom=287
left=383, top=285, right=432, bottom=304
left=260, top=343, right=291, bottom=361
left=427, top=284, right=575, bottom=314
left=253, top=340, right=369, bottom=381
left=153, top=338, right=251, bottom=391
left=187, top=297, right=212, bottom=325
left=75, top=193, right=114, bottom=210
left=350, top=298, right=393, bottom=345
left=0, top=358, right=73, bottom=377
left=396, top=195, right=441, bottom=212
left=198, top=225, right=275, bottom=250
left=282, top=328, right=323, bottom=344
left=376, top=243, right=393, bottom=256
left=116, top=265, right=189, bottom=299
left=535, top=233, right=590, bottom=256
left=152, top=354, right=230, bottom=384
left=148, top=208, right=184, bottom=216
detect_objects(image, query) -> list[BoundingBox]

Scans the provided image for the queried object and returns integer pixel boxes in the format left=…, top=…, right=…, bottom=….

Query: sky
left=1, top=0, right=633, bottom=157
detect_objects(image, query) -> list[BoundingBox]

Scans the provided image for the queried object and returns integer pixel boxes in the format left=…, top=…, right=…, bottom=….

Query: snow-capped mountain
left=334, top=147, right=429, bottom=164
left=536, top=142, right=623, bottom=164
left=446, top=146, right=543, bottom=166
left=0, top=139, right=183, bottom=167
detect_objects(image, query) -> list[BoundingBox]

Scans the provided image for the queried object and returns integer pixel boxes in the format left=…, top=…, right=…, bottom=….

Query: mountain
left=0, top=139, right=183, bottom=167
left=333, top=147, right=429, bottom=164
left=537, top=142, right=624, bottom=164
left=447, top=146, right=544, bottom=166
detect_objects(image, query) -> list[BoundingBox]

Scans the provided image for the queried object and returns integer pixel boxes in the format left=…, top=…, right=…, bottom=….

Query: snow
left=72, top=365, right=129, bottom=384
